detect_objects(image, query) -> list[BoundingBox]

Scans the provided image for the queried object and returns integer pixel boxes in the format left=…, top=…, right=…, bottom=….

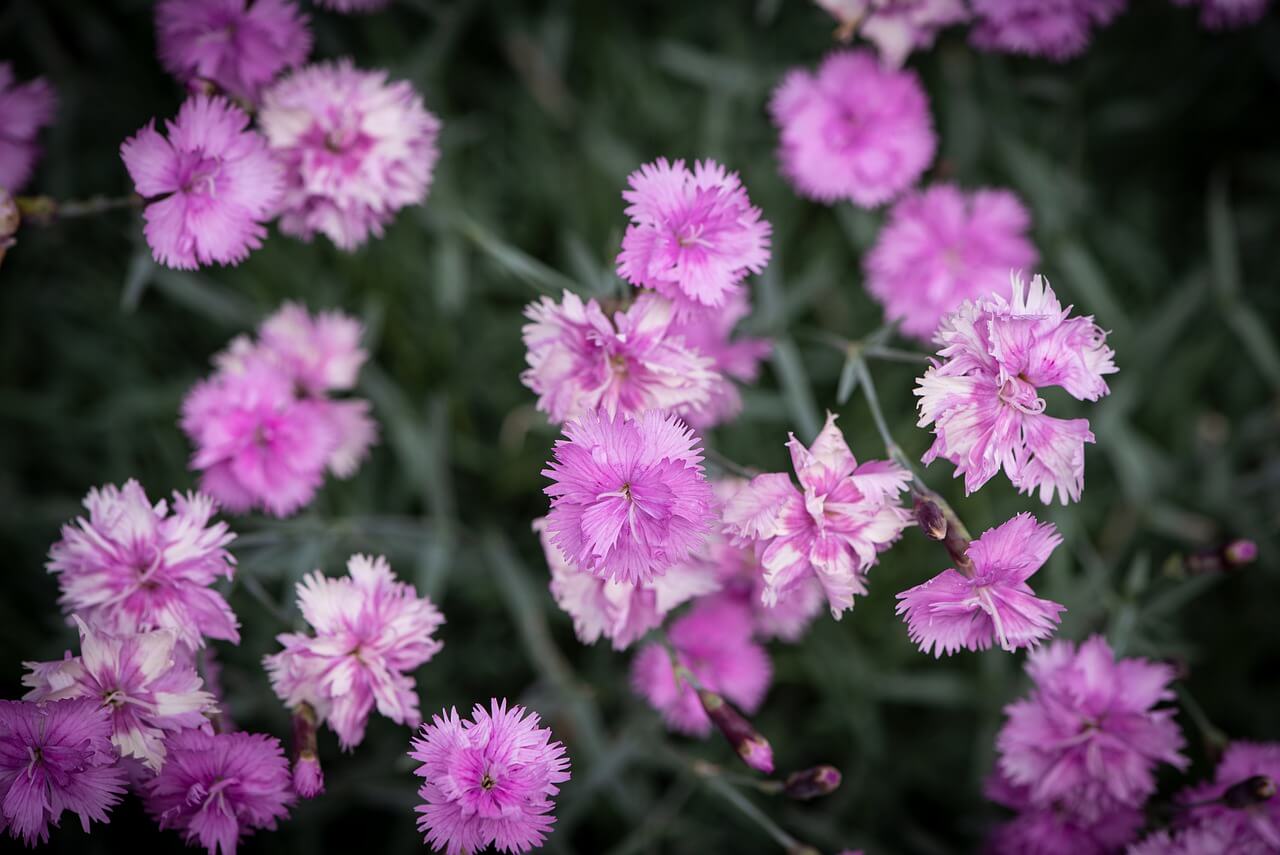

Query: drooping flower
left=410, top=699, right=570, bottom=855
left=815, top=0, right=970, bottom=67
left=144, top=729, right=294, bottom=855
left=0, top=63, right=57, bottom=193
left=723, top=412, right=912, bottom=616
left=47, top=480, right=239, bottom=648
left=969, top=0, right=1126, bottom=61
left=0, top=699, right=126, bottom=847
left=120, top=94, right=283, bottom=270
left=543, top=409, right=715, bottom=585
left=264, top=554, right=445, bottom=750
left=314, top=0, right=390, bottom=11
left=985, top=771, right=1144, bottom=855
left=769, top=49, right=935, bottom=207
left=1176, top=742, right=1280, bottom=849
left=1171, top=0, right=1271, bottom=28
left=155, top=0, right=311, bottom=101
left=915, top=272, right=1118, bottom=504
left=259, top=60, right=440, bottom=250
left=666, top=292, right=773, bottom=430
left=865, top=184, right=1038, bottom=342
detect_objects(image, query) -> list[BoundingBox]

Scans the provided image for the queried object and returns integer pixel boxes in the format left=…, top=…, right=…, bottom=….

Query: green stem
left=16, top=193, right=143, bottom=224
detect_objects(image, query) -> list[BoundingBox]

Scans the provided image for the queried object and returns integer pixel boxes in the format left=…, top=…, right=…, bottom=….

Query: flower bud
left=913, top=496, right=947, bottom=541
left=697, top=689, right=774, bottom=774
left=1222, top=774, right=1275, bottom=809
left=0, top=189, right=18, bottom=267
left=290, top=702, right=325, bottom=798
left=783, top=765, right=842, bottom=800
left=1187, top=539, right=1260, bottom=575
left=1224, top=539, right=1258, bottom=567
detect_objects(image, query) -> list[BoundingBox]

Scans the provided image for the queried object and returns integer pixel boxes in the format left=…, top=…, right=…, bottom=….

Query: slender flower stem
left=704, top=447, right=758, bottom=480
left=863, top=345, right=932, bottom=365
left=699, top=772, right=818, bottom=854
left=1176, top=685, right=1229, bottom=760
left=16, top=193, right=143, bottom=225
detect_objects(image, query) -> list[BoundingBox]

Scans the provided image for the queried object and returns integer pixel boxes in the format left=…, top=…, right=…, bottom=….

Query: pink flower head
left=985, top=771, right=1143, bottom=855
left=156, top=0, right=312, bottom=101
left=666, top=292, right=773, bottom=430
left=259, top=60, right=441, bottom=250
left=257, top=301, right=367, bottom=395
left=23, top=617, right=216, bottom=771
left=144, top=729, right=294, bottom=855
left=264, top=554, right=445, bottom=750
left=522, top=291, right=720, bottom=425
left=969, top=0, right=1126, bottom=61
left=120, top=95, right=283, bottom=270
left=997, top=635, right=1186, bottom=818
left=915, top=272, right=1117, bottom=504
left=0, top=63, right=57, bottom=193
left=723, top=412, right=912, bottom=616
left=1171, top=0, right=1271, bottom=28
left=315, top=0, right=390, bottom=11
left=616, top=158, right=771, bottom=310
left=1128, top=824, right=1270, bottom=855
left=542, top=409, right=715, bottom=585
left=815, top=0, right=970, bottom=67
left=896, top=512, right=1065, bottom=656
left=410, top=699, right=570, bottom=855
left=865, top=184, right=1038, bottom=342
left=46, top=480, right=239, bottom=648
left=0, top=699, right=125, bottom=847
left=630, top=597, right=772, bottom=736
left=1177, top=742, right=1280, bottom=849
left=769, top=49, right=935, bottom=207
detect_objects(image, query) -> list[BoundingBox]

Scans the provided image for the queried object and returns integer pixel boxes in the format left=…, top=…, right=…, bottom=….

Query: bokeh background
left=3, top=1, right=1280, bottom=852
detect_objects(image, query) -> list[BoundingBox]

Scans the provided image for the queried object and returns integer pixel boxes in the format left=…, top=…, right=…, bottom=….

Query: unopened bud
left=0, top=189, right=18, bottom=266
left=697, top=689, right=774, bottom=774
left=913, top=496, right=947, bottom=541
left=1188, top=539, right=1260, bottom=575
left=1223, top=775, right=1275, bottom=809
left=290, top=702, right=324, bottom=798
left=1224, top=539, right=1258, bottom=567
left=783, top=765, right=842, bottom=800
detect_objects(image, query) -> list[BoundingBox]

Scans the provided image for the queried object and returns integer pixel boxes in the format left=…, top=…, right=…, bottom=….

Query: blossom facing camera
left=969, top=0, right=1126, bottom=62
left=0, top=63, right=57, bottom=193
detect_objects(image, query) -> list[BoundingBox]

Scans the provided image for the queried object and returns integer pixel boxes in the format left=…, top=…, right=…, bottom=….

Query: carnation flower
left=815, top=0, right=970, bottom=67
left=1176, top=742, right=1280, bottom=849
left=708, top=536, right=826, bottom=643
left=543, top=409, right=715, bottom=585
left=969, top=0, right=1126, bottom=61
left=630, top=598, right=772, bottom=736
left=1128, top=824, right=1269, bottom=855
left=410, top=699, right=570, bottom=855
left=1171, top=0, right=1271, bottom=28
left=256, top=301, right=367, bottom=395
left=264, top=554, right=445, bottom=750
left=769, top=49, right=935, bottom=207
left=616, top=158, right=771, bottom=310
left=985, top=771, right=1144, bottom=855
left=315, top=0, right=390, bottom=11
left=144, top=730, right=294, bottom=855
left=259, top=60, right=440, bottom=250
left=46, top=480, right=239, bottom=648
left=723, top=412, right=911, bottom=616
left=0, top=699, right=126, bottom=847
left=120, top=95, right=283, bottom=270
left=915, top=272, right=1118, bottom=504
left=155, top=0, right=311, bottom=101
left=666, top=292, right=772, bottom=430
left=865, top=184, right=1038, bottom=341
left=0, top=63, right=57, bottom=193
left=896, top=512, right=1065, bottom=656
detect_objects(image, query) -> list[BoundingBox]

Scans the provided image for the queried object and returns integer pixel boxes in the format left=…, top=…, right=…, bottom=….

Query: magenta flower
left=1171, top=0, right=1271, bottom=28
left=666, top=292, right=772, bottom=430
left=46, top=480, right=239, bottom=648
left=315, top=0, right=390, bottom=11
left=865, top=184, right=1038, bottom=342
left=0, top=63, right=57, bottom=193
left=257, top=301, right=367, bottom=395
left=630, top=598, right=772, bottom=736
left=120, top=95, right=283, bottom=270
left=144, top=729, right=294, bottom=855
left=815, top=0, right=970, bottom=67
left=723, top=412, right=911, bottom=616
left=0, top=699, right=125, bottom=847
left=410, top=699, right=570, bottom=855
left=264, top=554, right=445, bottom=750
left=616, top=158, right=771, bottom=310
left=769, top=49, right=935, bottom=207
left=259, top=60, right=441, bottom=250
left=1177, top=742, right=1280, bottom=849
left=969, top=0, right=1126, bottom=61
left=1128, top=824, right=1266, bottom=855
left=543, top=409, right=715, bottom=585
left=915, top=272, right=1118, bottom=504
left=997, top=635, right=1186, bottom=818
left=985, top=771, right=1143, bottom=855
left=156, top=0, right=311, bottom=101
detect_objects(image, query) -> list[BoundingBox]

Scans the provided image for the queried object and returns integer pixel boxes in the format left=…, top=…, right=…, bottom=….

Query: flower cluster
left=0, top=63, right=57, bottom=193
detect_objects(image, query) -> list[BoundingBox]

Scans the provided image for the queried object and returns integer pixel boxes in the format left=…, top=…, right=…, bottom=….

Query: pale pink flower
left=969, top=0, right=1126, bottom=61
left=1177, top=742, right=1280, bottom=850
left=0, top=63, right=57, bottom=193
left=667, top=292, right=773, bottom=430
left=257, top=301, right=367, bottom=394
left=1171, top=0, right=1271, bottom=28
left=815, top=0, right=970, bottom=67
left=986, top=771, right=1144, bottom=855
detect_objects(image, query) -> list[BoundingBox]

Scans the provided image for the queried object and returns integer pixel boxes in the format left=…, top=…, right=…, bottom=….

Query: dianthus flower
left=1176, top=742, right=1280, bottom=849
left=0, top=699, right=126, bottom=847
left=410, top=699, right=570, bottom=855
left=969, top=0, right=1126, bottom=61
left=915, top=272, right=1117, bottom=504
left=865, top=184, right=1038, bottom=341
left=769, top=49, right=935, bottom=207
left=666, top=292, right=772, bottom=430
left=120, top=95, right=283, bottom=270
left=315, top=0, right=390, bottom=11
left=985, top=771, right=1144, bottom=855
left=47, top=480, right=239, bottom=648
left=256, top=301, right=367, bottom=394
left=264, top=554, right=445, bottom=750
left=1171, top=0, right=1271, bottom=28
left=259, top=60, right=440, bottom=250
left=155, top=0, right=311, bottom=101
left=815, top=0, right=970, bottom=67
left=543, top=409, right=715, bottom=585
left=0, top=63, right=57, bottom=193
left=1128, top=824, right=1270, bottom=855
left=723, top=412, right=911, bottom=616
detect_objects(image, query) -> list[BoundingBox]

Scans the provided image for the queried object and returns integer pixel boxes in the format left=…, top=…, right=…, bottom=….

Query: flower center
left=102, top=689, right=127, bottom=708
left=481, top=771, right=495, bottom=790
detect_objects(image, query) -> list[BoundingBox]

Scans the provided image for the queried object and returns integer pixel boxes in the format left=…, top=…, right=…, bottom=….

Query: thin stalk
left=699, top=773, right=814, bottom=854
left=16, top=194, right=142, bottom=224
left=863, top=345, right=932, bottom=365
left=704, top=447, right=758, bottom=480
left=1176, top=685, right=1229, bottom=758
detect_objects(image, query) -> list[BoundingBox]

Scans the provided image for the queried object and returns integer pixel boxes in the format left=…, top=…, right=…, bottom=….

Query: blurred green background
left=2, top=1, right=1279, bottom=852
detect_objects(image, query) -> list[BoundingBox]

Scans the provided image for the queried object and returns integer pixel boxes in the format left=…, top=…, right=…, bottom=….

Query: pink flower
left=259, top=60, right=441, bottom=250
left=997, top=635, right=1186, bottom=818
left=46, top=480, right=239, bottom=648
left=769, top=49, right=935, bottom=207
left=1128, top=824, right=1269, bottom=855
left=723, top=412, right=911, bottom=616
left=815, top=0, right=970, bottom=67
left=915, top=272, right=1117, bottom=504
left=156, top=0, right=311, bottom=101
left=985, top=771, right=1143, bottom=855
left=865, top=184, right=1038, bottom=341
left=120, top=95, right=283, bottom=270
left=542, top=409, right=715, bottom=585
left=264, top=554, right=445, bottom=750
left=0, top=699, right=126, bottom=847
left=23, top=617, right=216, bottom=771
left=0, top=63, right=57, bottom=193
left=144, top=730, right=294, bottom=855
left=1171, top=0, right=1271, bottom=28
left=315, top=0, right=390, bottom=11
left=896, top=513, right=1065, bottom=656
left=616, top=158, right=771, bottom=310
left=521, top=291, right=720, bottom=425
left=257, top=301, right=367, bottom=395
left=969, top=0, right=1126, bottom=61
left=410, top=699, right=570, bottom=855
left=630, top=598, right=772, bottom=736
left=666, top=292, right=773, bottom=430
left=1176, top=742, right=1280, bottom=849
